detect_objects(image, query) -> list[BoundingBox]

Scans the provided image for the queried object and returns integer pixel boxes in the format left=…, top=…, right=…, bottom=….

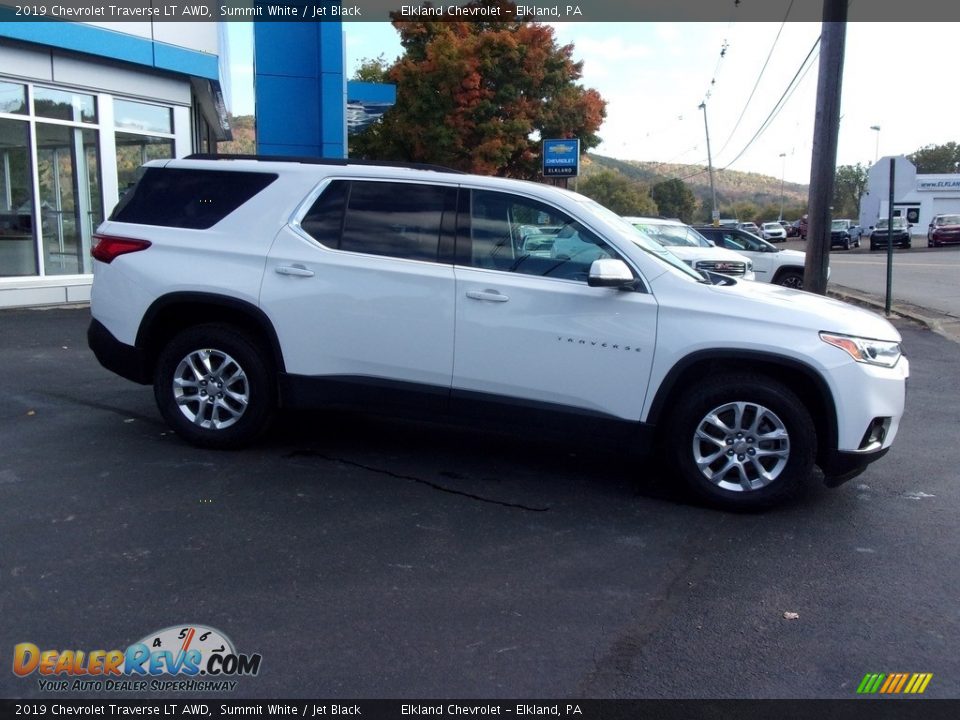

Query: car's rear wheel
left=665, top=374, right=816, bottom=510
left=154, top=324, right=275, bottom=449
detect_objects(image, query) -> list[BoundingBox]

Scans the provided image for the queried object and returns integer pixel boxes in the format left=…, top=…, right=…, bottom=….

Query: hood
left=776, top=249, right=807, bottom=260
left=665, top=246, right=750, bottom=264
left=702, top=279, right=901, bottom=342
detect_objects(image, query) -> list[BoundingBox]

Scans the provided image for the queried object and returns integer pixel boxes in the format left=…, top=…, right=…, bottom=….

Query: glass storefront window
left=0, top=79, right=177, bottom=280
left=34, top=86, right=97, bottom=124
left=0, top=118, right=37, bottom=277
left=114, top=99, right=173, bottom=134
left=36, top=123, right=102, bottom=275
left=0, top=81, right=27, bottom=115
left=115, top=132, right=174, bottom=195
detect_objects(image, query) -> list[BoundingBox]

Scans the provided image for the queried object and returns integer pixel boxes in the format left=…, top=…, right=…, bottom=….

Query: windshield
left=631, top=221, right=710, bottom=248
left=578, top=201, right=706, bottom=281
left=876, top=218, right=907, bottom=230
left=831, top=220, right=848, bottom=230
left=935, top=214, right=960, bottom=226
left=763, top=223, right=781, bottom=230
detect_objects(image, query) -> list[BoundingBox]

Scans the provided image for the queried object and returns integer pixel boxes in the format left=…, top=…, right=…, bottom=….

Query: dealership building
left=860, top=155, right=960, bottom=235
left=0, top=15, right=389, bottom=308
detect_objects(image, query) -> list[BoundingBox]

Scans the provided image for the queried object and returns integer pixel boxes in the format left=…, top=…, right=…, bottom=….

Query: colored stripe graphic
left=857, top=673, right=932, bottom=694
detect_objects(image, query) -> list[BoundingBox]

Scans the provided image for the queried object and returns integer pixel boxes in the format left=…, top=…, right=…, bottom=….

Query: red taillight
left=91, top=234, right=152, bottom=264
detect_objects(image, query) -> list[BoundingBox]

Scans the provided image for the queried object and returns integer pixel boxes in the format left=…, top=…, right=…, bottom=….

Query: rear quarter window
left=110, top=168, right=278, bottom=229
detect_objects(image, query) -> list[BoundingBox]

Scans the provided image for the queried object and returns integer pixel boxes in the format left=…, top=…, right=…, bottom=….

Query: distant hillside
left=218, top=114, right=255, bottom=155
left=216, top=117, right=808, bottom=219
left=583, top=153, right=809, bottom=218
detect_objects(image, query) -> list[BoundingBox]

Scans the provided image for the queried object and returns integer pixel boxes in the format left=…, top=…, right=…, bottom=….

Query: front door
left=451, top=188, right=658, bottom=424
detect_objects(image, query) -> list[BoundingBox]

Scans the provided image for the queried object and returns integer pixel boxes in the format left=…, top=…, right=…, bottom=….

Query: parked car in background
left=761, top=222, right=787, bottom=242
left=870, top=217, right=912, bottom=251
left=830, top=219, right=862, bottom=250
left=624, top=217, right=755, bottom=281
left=739, top=222, right=761, bottom=236
left=784, top=220, right=801, bottom=238
left=696, top=225, right=813, bottom=289
left=927, top=214, right=960, bottom=247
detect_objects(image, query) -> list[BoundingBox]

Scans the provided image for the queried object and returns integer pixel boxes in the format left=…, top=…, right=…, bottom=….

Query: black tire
left=154, top=324, right=275, bottom=449
left=843, top=238, right=850, bottom=250
left=775, top=270, right=803, bottom=289
left=664, top=374, right=817, bottom=510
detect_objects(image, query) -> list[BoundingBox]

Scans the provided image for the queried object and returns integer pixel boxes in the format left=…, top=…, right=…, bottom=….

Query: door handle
left=275, top=264, right=314, bottom=277
left=466, top=290, right=509, bottom=302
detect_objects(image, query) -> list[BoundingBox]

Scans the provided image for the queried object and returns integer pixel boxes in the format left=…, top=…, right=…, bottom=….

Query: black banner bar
left=2, top=700, right=960, bottom=720
left=0, top=0, right=959, bottom=22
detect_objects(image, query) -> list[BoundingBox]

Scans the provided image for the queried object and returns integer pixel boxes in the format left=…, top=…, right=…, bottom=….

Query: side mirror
left=588, top=258, right=635, bottom=288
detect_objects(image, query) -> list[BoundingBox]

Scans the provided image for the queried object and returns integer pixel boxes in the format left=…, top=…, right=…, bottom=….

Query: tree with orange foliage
left=350, top=0, right=606, bottom=179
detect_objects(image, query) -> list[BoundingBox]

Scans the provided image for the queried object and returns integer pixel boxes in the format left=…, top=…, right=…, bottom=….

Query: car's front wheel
left=775, top=270, right=803, bottom=289
left=665, top=374, right=817, bottom=510
left=154, top=324, right=275, bottom=449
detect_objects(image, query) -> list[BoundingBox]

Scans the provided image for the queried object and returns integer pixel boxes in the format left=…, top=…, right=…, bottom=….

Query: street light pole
left=778, top=152, right=787, bottom=221
left=699, top=101, right=718, bottom=225
left=871, top=125, right=881, bottom=164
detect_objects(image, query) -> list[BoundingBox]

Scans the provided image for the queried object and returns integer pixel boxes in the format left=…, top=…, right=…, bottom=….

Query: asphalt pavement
left=1, top=306, right=958, bottom=700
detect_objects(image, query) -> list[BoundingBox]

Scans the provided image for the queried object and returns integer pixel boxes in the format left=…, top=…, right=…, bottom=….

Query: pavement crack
left=285, top=450, right=550, bottom=512
left=34, top=391, right=164, bottom=426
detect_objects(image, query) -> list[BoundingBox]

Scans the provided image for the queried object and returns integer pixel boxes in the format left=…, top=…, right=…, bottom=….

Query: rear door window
left=300, top=180, right=456, bottom=263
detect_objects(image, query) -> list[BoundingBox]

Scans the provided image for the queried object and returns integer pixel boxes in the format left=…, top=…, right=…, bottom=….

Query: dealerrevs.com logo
left=12, top=625, right=262, bottom=693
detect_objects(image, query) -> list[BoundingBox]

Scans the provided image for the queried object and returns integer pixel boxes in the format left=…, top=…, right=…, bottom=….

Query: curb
left=829, top=284, right=960, bottom=344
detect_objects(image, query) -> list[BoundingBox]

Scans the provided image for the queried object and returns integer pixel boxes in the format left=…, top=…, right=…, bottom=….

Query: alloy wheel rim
left=692, top=401, right=790, bottom=492
left=173, top=349, right=249, bottom=429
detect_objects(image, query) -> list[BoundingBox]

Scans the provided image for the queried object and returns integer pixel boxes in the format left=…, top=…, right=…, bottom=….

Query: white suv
left=88, top=156, right=908, bottom=510
left=696, top=225, right=814, bottom=289
left=623, top=217, right=755, bottom=281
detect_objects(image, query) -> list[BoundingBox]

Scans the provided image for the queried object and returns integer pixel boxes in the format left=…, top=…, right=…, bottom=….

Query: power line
left=715, top=0, right=796, bottom=157
left=720, top=34, right=821, bottom=172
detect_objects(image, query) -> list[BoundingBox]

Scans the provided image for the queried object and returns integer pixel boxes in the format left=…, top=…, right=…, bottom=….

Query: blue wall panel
left=253, top=20, right=345, bottom=159
left=0, top=20, right=218, bottom=80
left=255, top=76, right=321, bottom=146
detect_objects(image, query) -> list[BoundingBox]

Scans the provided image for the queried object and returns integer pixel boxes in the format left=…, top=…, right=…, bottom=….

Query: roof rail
left=184, top=153, right=466, bottom=174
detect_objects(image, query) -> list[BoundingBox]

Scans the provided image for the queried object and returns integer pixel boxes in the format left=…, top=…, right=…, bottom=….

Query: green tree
left=650, top=178, right=697, bottom=223
left=908, top=142, right=960, bottom=174
left=350, top=0, right=606, bottom=179
left=832, top=163, right=868, bottom=219
left=578, top=170, right=657, bottom=216
left=351, top=54, right=391, bottom=83
left=731, top=201, right=760, bottom=224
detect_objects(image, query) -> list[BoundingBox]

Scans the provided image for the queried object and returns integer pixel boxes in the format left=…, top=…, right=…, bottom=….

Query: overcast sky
left=226, top=21, right=960, bottom=184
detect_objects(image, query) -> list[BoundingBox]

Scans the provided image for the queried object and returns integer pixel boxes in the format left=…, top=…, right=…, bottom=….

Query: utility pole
left=804, top=0, right=848, bottom=295
left=699, top=101, right=719, bottom=226
left=779, top=152, right=787, bottom=221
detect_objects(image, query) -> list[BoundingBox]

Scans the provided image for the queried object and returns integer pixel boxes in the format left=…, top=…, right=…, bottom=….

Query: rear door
left=260, top=178, right=458, bottom=404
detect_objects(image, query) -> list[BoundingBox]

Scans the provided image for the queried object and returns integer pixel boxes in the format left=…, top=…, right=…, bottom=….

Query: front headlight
left=820, top=332, right=902, bottom=368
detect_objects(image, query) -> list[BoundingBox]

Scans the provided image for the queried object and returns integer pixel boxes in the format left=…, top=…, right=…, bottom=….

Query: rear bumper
left=88, top=319, right=151, bottom=384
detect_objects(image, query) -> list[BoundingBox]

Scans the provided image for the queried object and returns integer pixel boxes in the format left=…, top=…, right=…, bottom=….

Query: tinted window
left=300, top=180, right=454, bottom=262
left=111, top=168, right=278, bottom=229
left=467, top=190, right=623, bottom=282
left=301, top=180, right=348, bottom=247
